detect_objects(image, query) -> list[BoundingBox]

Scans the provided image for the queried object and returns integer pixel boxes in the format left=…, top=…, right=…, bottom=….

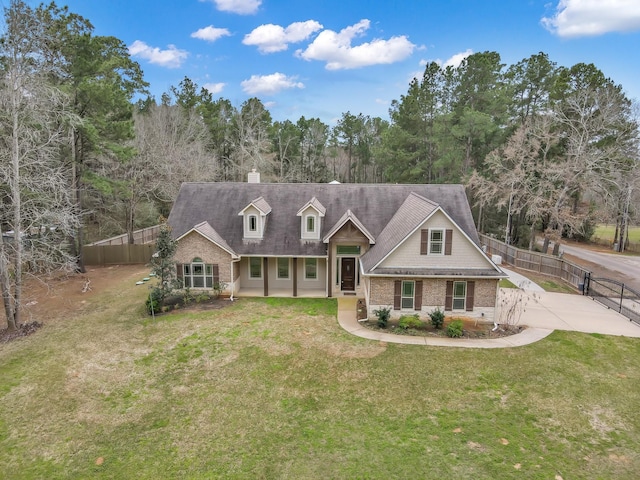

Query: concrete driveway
left=519, top=291, right=640, bottom=337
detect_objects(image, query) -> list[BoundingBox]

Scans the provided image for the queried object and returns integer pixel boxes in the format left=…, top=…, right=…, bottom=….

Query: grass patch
left=1, top=273, right=639, bottom=478
left=594, top=224, right=640, bottom=243
left=499, top=278, right=518, bottom=288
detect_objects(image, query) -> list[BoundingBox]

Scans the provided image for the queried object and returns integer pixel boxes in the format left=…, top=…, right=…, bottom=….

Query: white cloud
left=542, top=0, right=640, bottom=37
left=442, top=49, right=473, bottom=69
left=191, top=25, right=231, bottom=42
left=202, top=82, right=226, bottom=94
left=128, top=40, right=188, bottom=68
left=243, top=20, right=323, bottom=53
left=241, top=72, right=304, bottom=95
left=204, top=0, right=261, bottom=15
left=296, top=19, right=415, bottom=70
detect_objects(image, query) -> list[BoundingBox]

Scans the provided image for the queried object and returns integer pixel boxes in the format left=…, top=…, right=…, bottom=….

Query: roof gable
left=176, top=221, right=238, bottom=258
left=360, top=193, right=439, bottom=272
left=323, top=209, right=375, bottom=244
left=238, top=196, right=272, bottom=216
left=296, top=197, right=326, bottom=217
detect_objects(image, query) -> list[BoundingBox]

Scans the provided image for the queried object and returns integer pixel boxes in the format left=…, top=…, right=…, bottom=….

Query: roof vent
left=248, top=169, right=260, bottom=183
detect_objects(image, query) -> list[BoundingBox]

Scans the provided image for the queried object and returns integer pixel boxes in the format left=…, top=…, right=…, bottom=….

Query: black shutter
left=212, top=264, right=219, bottom=285
left=466, top=281, right=475, bottom=311
left=420, top=229, right=429, bottom=255
left=394, top=281, right=401, bottom=310
left=445, top=229, right=453, bottom=255
left=414, top=280, right=423, bottom=310
left=176, top=263, right=183, bottom=287
left=445, top=281, right=453, bottom=311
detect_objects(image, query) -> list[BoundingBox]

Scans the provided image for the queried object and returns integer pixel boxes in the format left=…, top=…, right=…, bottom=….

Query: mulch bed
left=0, top=321, right=43, bottom=343
left=361, top=317, right=524, bottom=339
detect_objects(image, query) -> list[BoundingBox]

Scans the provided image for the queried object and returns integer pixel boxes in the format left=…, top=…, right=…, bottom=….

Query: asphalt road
left=558, top=243, right=640, bottom=291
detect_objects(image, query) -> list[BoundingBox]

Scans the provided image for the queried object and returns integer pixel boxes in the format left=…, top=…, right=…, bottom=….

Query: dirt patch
left=0, top=321, right=43, bottom=343
left=0, top=265, right=149, bottom=331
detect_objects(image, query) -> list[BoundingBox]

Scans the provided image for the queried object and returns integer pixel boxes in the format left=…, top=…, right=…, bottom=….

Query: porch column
left=263, top=257, right=269, bottom=297
left=327, top=254, right=332, bottom=297
left=292, top=257, right=298, bottom=297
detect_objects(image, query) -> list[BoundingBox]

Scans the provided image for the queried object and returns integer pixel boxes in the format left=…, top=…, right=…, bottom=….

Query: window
left=248, top=215, right=258, bottom=232
left=182, top=258, right=217, bottom=288
left=306, top=215, right=315, bottom=233
left=249, top=257, right=262, bottom=279
left=305, top=258, right=317, bottom=280
left=453, top=281, right=466, bottom=310
left=336, top=245, right=360, bottom=255
left=277, top=258, right=289, bottom=279
left=430, top=229, right=444, bottom=254
left=401, top=281, right=414, bottom=309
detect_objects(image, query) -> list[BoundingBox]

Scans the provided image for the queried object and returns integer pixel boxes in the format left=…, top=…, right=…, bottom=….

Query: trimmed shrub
left=374, top=306, right=391, bottom=328
left=446, top=319, right=464, bottom=338
left=398, top=314, right=423, bottom=330
left=429, top=308, right=445, bottom=329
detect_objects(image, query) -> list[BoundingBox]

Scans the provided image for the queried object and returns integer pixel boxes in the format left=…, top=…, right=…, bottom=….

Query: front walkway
left=337, top=290, right=640, bottom=349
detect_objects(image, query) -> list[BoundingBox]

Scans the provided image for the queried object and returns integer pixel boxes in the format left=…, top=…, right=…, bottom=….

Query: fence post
left=620, top=284, right=625, bottom=313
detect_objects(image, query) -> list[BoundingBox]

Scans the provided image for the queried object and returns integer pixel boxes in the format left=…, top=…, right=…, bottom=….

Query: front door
left=341, top=257, right=355, bottom=291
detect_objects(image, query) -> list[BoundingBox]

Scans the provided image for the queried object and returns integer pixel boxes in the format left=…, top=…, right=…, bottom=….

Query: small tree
left=149, top=218, right=178, bottom=309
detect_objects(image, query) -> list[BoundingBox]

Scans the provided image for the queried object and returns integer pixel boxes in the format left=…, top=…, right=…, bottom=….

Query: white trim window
left=249, top=257, right=262, bottom=279
left=401, top=280, right=415, bottom=309
left=305, top=214, right=316, bottom=234
left=183, top=258, right=217, bottom=288
left=248, top=214, right=258, bottom=233
left=429, top=229, right=444, bottom=255
left=277, top=258, right=290, bottom=279
left=304, top=258, right=317, bottom=280
left=453, top=281, right=466, bottom=310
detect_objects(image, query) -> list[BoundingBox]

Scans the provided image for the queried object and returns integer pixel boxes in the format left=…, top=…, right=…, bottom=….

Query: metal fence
left=479, top=234, right=590, bottom=288
left=584, top=274, right=640, bottom=326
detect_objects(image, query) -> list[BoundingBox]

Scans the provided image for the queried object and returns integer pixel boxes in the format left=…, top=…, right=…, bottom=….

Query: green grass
left=593, top=224, right=640, bottom=242
left=1, top=276, right=640, bottom=479
left=499, top=278, right=518, bottom=288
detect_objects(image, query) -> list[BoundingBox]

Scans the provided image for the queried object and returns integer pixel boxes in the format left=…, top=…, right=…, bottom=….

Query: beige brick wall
left=175, top=232, right=233, bottom=284
left=368, top=276, right=499, bottom=321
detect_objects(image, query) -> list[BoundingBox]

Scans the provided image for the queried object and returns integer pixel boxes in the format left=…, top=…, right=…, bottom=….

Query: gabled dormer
left=296, top=197, right=326, bottom=240
left=238, top=196, right=271, bottom=239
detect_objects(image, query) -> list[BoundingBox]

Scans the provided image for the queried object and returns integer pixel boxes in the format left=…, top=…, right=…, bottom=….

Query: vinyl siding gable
left=378, top=210, right=491, bottom=270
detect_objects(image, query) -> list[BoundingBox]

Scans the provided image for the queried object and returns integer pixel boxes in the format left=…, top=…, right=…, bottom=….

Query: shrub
left=398, top=314, right=423, bottom=330
left=446, top=319, right=464, bottom=338
left=374, top=306, right=391, bottom=328
left=429, top=308, right=445, bottom=329
left=145, top=289, right=162, bottom=315
left=195, top=293, right=210, bottom=303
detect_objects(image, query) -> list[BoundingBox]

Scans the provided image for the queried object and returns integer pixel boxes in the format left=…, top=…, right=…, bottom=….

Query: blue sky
left=50, top=0, right=640, bottom=124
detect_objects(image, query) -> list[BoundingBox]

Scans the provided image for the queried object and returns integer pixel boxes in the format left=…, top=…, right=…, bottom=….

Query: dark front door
left=341, top=257, right=355, bottom=291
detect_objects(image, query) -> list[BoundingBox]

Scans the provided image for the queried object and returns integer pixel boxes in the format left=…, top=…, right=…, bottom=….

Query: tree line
left=1, top=0, right=638, bottom=331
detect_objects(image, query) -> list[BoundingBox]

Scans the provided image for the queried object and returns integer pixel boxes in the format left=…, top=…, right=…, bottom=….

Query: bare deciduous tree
left=0, top=0, right=80, bottom=331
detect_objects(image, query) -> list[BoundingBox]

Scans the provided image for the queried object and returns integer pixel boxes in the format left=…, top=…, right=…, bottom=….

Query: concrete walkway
left=337, top=290, right=640, bottom=349
left=500, top=266, right=545, bottom=292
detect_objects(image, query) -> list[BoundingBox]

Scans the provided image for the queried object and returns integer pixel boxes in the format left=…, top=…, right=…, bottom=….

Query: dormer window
left=297, top=197, right=325, bottom=241
left=239, top=196, right=271, bottom=239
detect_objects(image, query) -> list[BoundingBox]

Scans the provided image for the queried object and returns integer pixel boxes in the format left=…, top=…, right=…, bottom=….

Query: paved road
left=558, top=243, right=640, bottom=291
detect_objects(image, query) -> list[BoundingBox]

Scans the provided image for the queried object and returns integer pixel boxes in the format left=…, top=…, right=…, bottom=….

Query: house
left=167, top=174, right=505, bottom=320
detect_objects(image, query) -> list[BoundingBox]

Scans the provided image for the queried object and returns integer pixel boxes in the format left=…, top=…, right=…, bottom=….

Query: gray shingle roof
left=168, top=182, right=479, bottom=257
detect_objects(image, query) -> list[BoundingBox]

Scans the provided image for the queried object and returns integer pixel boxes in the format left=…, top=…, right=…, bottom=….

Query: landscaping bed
left=361, top=315, right=524, bottom=339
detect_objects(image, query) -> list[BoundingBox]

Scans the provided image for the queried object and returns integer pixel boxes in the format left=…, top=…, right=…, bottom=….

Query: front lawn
left=0, top=269, right=639, bottom=479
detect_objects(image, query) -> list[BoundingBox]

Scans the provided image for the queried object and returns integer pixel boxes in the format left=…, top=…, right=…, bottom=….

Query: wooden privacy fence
left=84, top=243, right=155, bottom=266
left=479, top=234, right=589, bottom=288
left=84, top=225, right=159, bottom=266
